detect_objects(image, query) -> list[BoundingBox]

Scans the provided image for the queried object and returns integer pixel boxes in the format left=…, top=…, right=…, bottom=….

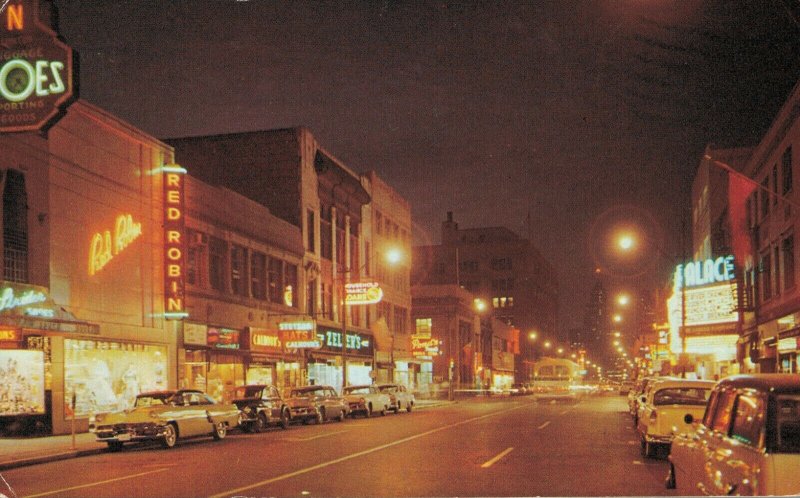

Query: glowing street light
left=529, top=331, right=538, bottom=340
left=544, top=341, right=552, bottom=349
left=613, top=314, right=622, bottom=323
left=473, top=298, right=487, bottom=312
left=614, top=331, right=621, bottom=338
left=613, top=340, right=620, bottom=346
left=385, top=247, right=404, bottom=265
left=618, top=234, right=635, bottom=251
left=617, top=294, right=630, bottom=306
left=557, top=347, right=564, bottom=355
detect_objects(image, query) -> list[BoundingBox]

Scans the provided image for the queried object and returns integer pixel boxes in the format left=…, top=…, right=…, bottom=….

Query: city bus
left=531, top=358, right=584, bottom=401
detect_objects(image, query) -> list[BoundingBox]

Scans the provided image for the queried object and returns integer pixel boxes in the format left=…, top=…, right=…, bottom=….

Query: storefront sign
left=0, top=0, right=75, bottom=132
left=89, top=214, right=143, bottom=275
left=0, top=327, right=19, bottom=341
left=280, top=329, right=321, bottom=349
left=674, top=255, right=735, bottom=290
left=317, top=330, right=373, bottom=356
left=278, top=321, right=315, bottom=331
left=344, top=282, right=383, bottom=305
left=163, top=165, right=187, bottom=319
left=0, top=284, right=46, bottom=313
left=412, top=335, right=441, bottom=357
left=248, top=327, right=283, bottom=354
left=208, top=327, right=240, bottom=350
left=183, top=322, right=208, bottom=346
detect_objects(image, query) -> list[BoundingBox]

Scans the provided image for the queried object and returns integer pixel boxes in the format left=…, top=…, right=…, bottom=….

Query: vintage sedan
left=232, top=384, right=290, bottom=432
left=91, top=389, right=240, bottom=451
left=377, top=383, right=415, bottom=413
left=635, top=378, right=715, bottom=457
left=668, top=374, right=800, bottom=495
left=286, top=385, right=347, bottom=423
left=343, top=385, right=390, bottom=417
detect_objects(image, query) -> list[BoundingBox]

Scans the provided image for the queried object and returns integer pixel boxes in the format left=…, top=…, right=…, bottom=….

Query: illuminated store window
left=64, top=339, right=167, bottom=417
left=3, top=170, right=29, bottom=283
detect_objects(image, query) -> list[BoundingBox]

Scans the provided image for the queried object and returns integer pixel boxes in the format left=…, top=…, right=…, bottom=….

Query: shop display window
left=64, top=339, right=167, bottom=417
left=308, top=362, right=342, bottom=393
left=183, top=350, right=208, bottom=392
left=206, top=354, right=244, bottom=403
left=246, top=365, right=274, bottom=385
left=277, top=361, right=301, bottom=392
left=0, top=350, right=45, bottom=416
left=347, top=362, right=372, bottom=387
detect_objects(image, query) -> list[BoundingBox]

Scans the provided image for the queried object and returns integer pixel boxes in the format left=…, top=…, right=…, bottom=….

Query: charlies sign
left=1, top=0, right=75, bottom=132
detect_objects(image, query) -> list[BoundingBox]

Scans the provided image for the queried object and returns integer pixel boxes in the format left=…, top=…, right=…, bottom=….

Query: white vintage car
left=342, top=385, right=391, bottom=417
left=377, top=383, right=415, bottom=413
left=668, top=374, right=800, bottom=495
left=636, top=378, right=715, bottom=457
left=91, top=389, right=240, bottom=451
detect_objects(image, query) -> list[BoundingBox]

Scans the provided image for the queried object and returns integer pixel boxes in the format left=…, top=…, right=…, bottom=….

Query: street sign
left=1, top=0, right=75, bottom=132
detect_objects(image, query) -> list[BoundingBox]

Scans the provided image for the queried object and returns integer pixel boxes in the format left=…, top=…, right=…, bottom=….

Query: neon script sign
left=89, top=214, right=142, bottom=275
left=163, top=166, right=187, bottom=319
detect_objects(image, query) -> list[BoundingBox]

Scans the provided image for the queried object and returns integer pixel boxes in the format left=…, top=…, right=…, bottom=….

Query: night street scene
left=2, top=0, right=800, bottom=497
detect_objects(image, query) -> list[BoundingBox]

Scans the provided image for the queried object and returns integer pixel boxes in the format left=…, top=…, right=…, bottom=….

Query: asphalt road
left=1, top=394, right=677, bottom=497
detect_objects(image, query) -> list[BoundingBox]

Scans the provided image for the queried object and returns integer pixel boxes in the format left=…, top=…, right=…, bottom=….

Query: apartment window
left=186, top=230, right=207, bottom=287
left=784, top=235, right=795, bottom=290
left=208, top=237, right=226, bottom=292
left=3, top=170, right=29, bottom=283
left=307, top=209, right=316, bottom=254
left=336, top=217, right=346, bottom=268
left=761, top=251, right=772, bottom=301
left=250, top=251, right=267, bottom=299
left=394, top=307, right=407, bottom=335
left=307, top=279, right=317, bottom=316
left=320, top=206, right=332, bottom=260
left=321, top=284, right=333, bottom=320
left=375, top=211, right=382, bottom=235
left=761, top=177, right=770, bottom=219
left=783, top=147, right=793, bottom=195
left=285, top=263, right=298, bottom=307
left=774, top=245, right=781, bottom=296
left=491, top=258, right=512, bottom=270
left=350, top=235, right=359, bottom=278
left=773, top=165, right=779, bottom=206
left=230, top=244, right=247, bottom=296
left=268, top=257, right=283, bottom=303
left=364, top=242, right=371, bottom=277
left=459, top=260, right=478, bottom=273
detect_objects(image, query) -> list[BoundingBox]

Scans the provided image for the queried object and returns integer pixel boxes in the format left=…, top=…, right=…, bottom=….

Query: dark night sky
left=53, top=0, right=800, bottom=332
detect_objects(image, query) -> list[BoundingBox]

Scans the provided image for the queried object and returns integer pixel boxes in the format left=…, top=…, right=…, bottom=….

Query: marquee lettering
left=163, top=166, right=187, bottom=319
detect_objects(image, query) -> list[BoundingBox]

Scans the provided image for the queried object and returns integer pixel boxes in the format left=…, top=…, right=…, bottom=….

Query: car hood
left=95, top=406, right=159, bottom=424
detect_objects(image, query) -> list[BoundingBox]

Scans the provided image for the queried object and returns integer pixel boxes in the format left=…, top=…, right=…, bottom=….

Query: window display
left=0, top=350, right=45, bottom=416
left=64, top=339, right=167, bottom=416
left=246, top=365, right=274, bottom=385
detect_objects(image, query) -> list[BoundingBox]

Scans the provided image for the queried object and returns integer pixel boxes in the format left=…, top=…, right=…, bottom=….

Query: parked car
left=91, top=389, right=240, bottom=451
left=232, top=384, right=290, bottom=432
left=629, top=377, right=660, bottom=424
left=667, top=374, right=800, bottom=495
left=635, top=378, right=715, bottom=457
left=377, top=383, right=416, bottom=412
left=509, top=383, right=530, bottom=396
left=287, top=385, right=347, bottom=423
left=343, top=385, right=390, bottom=417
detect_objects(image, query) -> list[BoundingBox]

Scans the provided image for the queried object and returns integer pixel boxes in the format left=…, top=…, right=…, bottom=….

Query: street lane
left=2, top=395, right=676, bottom=497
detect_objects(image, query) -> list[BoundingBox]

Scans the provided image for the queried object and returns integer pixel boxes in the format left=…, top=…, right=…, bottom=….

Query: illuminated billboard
left=345, top=282, right=383, bottom=305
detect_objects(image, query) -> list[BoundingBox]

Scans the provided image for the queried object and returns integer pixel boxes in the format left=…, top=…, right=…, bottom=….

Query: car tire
left=380, top=406, right=387, bottom=416
left=336, top=410, right=345, bottom=422
left=161, top=423, right=178, bottom=449
left=107, top=441, right=124, bottom=452
left=407, top=402, right=413, bottom=413
left=665, top=463, right=676, bottom=489
left=279, top=408, right=290, bottom=430
left=212, top=421, right=227, bottom=440
left=255, top=413, right=268, bottom=433
left=365, top=404, right=372, bottom=418
left=317, top=408, right=325, bottom=424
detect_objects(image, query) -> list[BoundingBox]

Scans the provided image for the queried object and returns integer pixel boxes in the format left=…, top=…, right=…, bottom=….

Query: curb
left=0, top=447, right=105, bottom=471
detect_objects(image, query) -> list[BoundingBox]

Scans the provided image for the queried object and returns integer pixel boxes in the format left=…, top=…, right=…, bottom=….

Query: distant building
left=413, top=212, right=558, bottom=381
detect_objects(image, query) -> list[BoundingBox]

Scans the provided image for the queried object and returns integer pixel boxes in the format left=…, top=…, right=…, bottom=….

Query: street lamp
left=529, top=331, right=538, bottom=340
left=617, top=294, right=630, bottom=306
left=544, top=340, right=552, bottom=349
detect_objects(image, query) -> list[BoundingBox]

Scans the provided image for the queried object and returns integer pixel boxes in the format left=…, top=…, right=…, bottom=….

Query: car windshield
left=653, top=387, right=710, bottom=406
left=290, top=388, right=320, bottom=398
left=345, top=387, right=371, bottom=395
left=235, top=386, right=263, bottom=398
left=775, top=395, right=800, bottom=453
left=134, top=395, right=170, bottom=407
left=380, top=386, right=398, bottom=393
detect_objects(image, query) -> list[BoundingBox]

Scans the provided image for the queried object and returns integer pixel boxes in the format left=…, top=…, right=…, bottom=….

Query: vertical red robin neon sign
left=163, top=165, right=188, bottom=319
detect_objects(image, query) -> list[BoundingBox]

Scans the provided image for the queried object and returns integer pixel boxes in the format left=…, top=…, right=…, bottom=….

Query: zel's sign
left=1, top=0, right=75, bottom=132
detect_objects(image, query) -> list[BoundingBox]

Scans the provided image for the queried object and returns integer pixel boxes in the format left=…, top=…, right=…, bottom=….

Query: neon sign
left=163, top=165, right=187, bottom=320
left=0, top=285, right=46, bottom=313
left=89, top=214, right=142, bottom=275
left=1, top=0, right=75, bottom=132
left=674, top=255, right=735, bottom=290
left=344, top=282, right=383, bottom=305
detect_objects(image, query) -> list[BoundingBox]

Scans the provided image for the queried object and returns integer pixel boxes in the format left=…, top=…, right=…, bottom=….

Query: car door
left=174, top=392, right=204, bottom=437
left=674, top=387, right=719, bottom=494
left=265, top=386, right=282, bottom=420
left=706, top=390, right=766, bottom=496
left=699, top=387, right=738, bottom=496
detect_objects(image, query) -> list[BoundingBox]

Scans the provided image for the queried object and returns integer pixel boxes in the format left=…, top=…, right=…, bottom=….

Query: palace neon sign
left=163, top=165, right=187, bottom=319
left=88, top=214, right=142, bottom=275
left=674, top=255, right=735, bottom=290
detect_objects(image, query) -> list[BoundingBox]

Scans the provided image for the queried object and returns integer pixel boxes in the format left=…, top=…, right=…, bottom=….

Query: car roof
left=292, top=385, right=331, bottom=391
left=344, top=385, right=372, bottom=389
left=650, top=379, right=716, bottom=390
left=716, top=374, right=800, bottom=394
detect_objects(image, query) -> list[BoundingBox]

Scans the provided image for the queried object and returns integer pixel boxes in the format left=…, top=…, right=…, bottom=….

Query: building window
left=783, top=235, right=795, bottom=290
left=774, top=245, right=781, bottom=296
left=209, top=237, right=227, bottom=292
left=230, top=244, right=247, bottom=296
left=307, top=279, right=317, bottom=316
left=761, top=177, right=770, bottom=219
left=415, top=318, right=432, bottom=335
left=268, top=257, right=283, bottom=304
left=761, top=251, right=772, bottom=301
left=250, top=251, right=267, bottom=300
left=186, top=230, right=207, bottom=287
left=773, top=165, right=779, bottom=206
left=321, top=284, right=333, bottom=320
left=285, top=263, right=298, bottom=307
left=491, top=258, right=512, bottom=270
left=375, top=211, right=382, bottom=235
left=307, top=209, right=316, bottom=254
left=320, top=206, right=332, bottom=260
left=3, top=170, right=28, bottom=283
left=460, top=260, right=478, bottom=273
left=783, top=147, right=793, bottom=195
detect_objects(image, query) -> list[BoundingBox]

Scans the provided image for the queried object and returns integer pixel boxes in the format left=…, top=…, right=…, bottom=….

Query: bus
left=531, top=358, right=584, bottom=401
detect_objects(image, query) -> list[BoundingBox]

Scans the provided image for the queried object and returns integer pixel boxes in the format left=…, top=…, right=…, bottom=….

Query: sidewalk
left=0, top=399, right=456, bottom=471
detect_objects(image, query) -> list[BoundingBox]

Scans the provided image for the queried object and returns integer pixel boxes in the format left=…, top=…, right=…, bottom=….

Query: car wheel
left=407, top=402, right=413, bottom=413
left=161, top=423, right=178, bottom=448
left=279, top=409, right=290, bottom=430
left=317, top=408, right=325, bottom=424
left=255, top=413, right=268, bottom=433
left=212, top=421, right=227, bottom=440
left=107, top=441, right=124, bottom=452
left=665, top=463, right=676, bottom=489
left=380, top=406, right=387, bottom=416
left=365, top=404, right=372, bottom=418
left=336, top=409, right=345, bottom=422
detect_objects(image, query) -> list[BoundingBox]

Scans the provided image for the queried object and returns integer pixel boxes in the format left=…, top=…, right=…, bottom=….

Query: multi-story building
left=413, top=212, right=558, bottom=381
